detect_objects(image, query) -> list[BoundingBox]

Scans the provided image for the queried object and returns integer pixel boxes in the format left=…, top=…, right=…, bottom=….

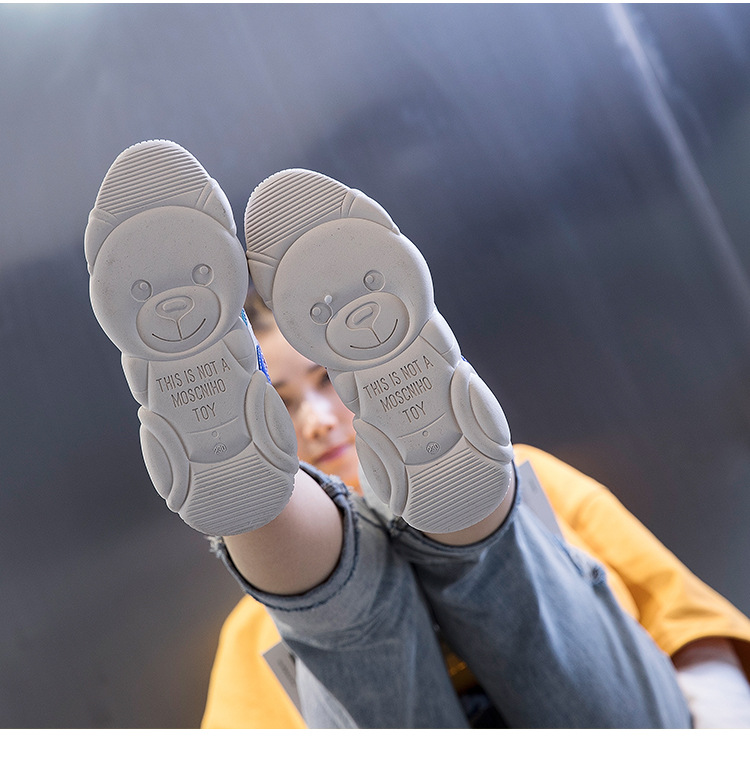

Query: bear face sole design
left=85, top=140, right=297, bottom=535
left=245, top=169, right=514, bottom=534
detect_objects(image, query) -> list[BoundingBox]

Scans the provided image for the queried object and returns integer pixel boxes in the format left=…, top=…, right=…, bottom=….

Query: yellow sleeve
left=201, top=595, right=306, bottom=729
left=514, top=444, right=750, bottom=676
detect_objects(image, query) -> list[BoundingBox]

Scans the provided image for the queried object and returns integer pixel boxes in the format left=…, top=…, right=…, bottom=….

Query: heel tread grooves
left=406, top=450, right=504, bottom=529
left=186, top=452, right=291, bottom=530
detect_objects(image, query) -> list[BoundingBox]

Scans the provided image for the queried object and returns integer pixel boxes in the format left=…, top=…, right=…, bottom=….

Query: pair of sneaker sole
left=85, top=140, right=513, bottom=536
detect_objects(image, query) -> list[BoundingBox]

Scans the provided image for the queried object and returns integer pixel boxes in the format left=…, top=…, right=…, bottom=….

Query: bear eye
left=310, top=301, right=333, bottom=325
left=364, top=270, right=385, bottom=291
left=192, top=264, right=213, bottom=286
left=131, top=280, right=152, bottom=302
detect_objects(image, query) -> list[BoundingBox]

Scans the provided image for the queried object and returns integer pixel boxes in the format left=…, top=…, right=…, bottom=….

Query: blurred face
left=257, top=324, right=361, bottom=491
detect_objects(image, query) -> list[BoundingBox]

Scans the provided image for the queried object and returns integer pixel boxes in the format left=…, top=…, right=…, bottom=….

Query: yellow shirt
left=201, top=445, right=750, bottom=728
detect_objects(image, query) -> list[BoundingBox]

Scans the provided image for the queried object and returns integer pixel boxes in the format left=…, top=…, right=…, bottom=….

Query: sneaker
left=84, top=140, right=297, bottom=536
left=244, top=169, right=513, bottom=533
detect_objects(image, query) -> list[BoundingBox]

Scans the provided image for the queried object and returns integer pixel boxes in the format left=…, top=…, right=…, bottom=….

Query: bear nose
left=346, top=301, right=380, bottom=331
left=156, top=296, right=194, bottom=322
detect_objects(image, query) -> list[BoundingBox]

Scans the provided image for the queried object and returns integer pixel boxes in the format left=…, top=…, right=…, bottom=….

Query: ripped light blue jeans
left=213, top=463, right=691, bottom=728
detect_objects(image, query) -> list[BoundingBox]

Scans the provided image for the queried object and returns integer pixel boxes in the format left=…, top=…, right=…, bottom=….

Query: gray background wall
left=2, top=3, right=750, bottom=728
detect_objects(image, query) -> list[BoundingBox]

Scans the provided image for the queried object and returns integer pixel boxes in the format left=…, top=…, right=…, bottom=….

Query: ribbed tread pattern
left=185, top=450, right=292, bottom=534
left=95, top=140, right=208, bottom=216
left=245, top=170, right=347, bottom=255
left=404, top=446, right=506, bottom=532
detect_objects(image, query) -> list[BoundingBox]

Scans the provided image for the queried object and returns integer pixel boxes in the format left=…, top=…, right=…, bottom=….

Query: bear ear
left=84, top=209, right=119, bottom=274
left=200, top=179, right=237, bottom=236
left=345, top=190, right=400, bottom=234
left=246, top=258, right=276, bottom=309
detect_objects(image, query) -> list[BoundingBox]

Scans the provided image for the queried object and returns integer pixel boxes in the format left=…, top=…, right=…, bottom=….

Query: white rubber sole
left=245, top=169, right=513, bottom=533
left=85, top=140, right=297, bottom=535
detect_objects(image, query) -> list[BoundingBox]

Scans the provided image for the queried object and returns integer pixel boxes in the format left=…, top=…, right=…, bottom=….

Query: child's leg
left=392, top=477, right=691, bottom=728
left=220, top=468, right=343, bottom=594
left=245, top=169, right=690, bottom=727
left=213, top=465, right=470, bottom=728
left=85, top=142, right=467, bottom=727
left=85, top=141, right=347, bottom=595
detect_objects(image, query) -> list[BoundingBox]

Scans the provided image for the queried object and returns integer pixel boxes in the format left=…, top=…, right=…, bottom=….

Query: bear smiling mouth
left=152, top=316, right=207, bottom=343
left=348, top=319, right=399, bottom=350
